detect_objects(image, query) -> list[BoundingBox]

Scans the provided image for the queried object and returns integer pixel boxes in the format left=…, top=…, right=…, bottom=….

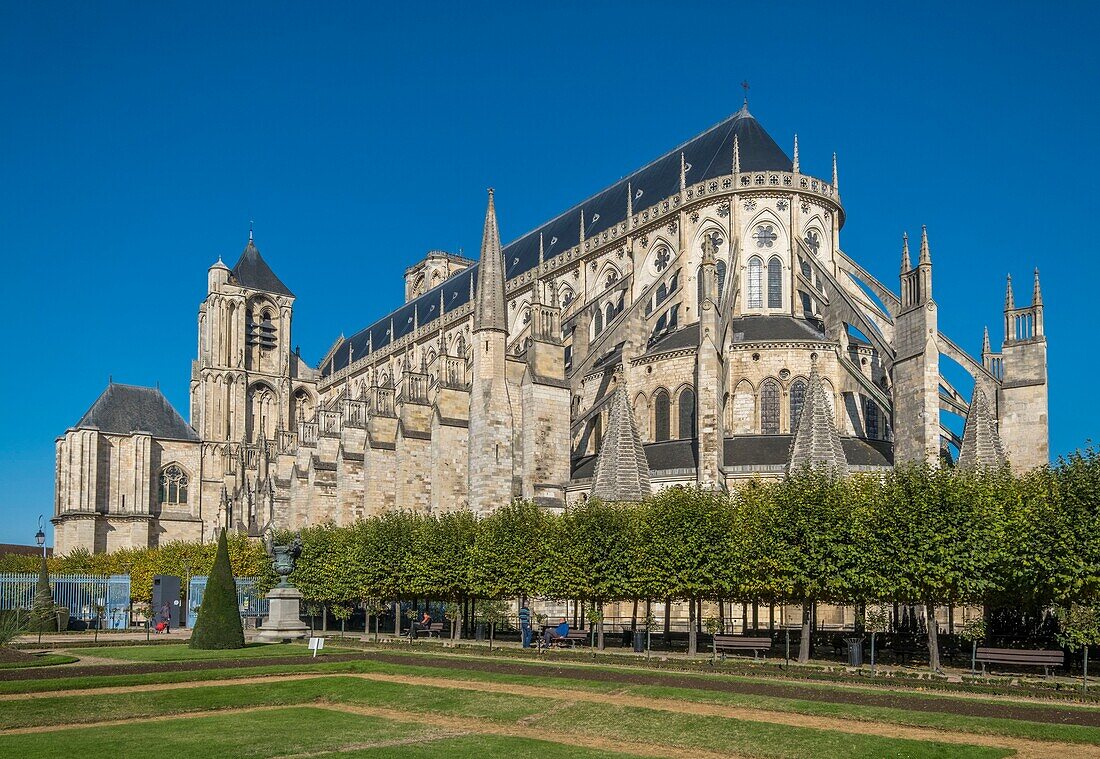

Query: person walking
left=519, top=602, right=532, bottom=648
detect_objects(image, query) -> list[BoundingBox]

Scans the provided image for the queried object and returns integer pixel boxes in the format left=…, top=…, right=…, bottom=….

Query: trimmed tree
left=190, top=529, right=244, bottom=649
left=31, top=556, right=58, bottom=633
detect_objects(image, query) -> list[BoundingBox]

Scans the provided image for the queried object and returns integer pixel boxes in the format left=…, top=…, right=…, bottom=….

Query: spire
left=732, top=134, right=741, bottom=175
left=787, top=361, right=848, bottom=476
left=982, top=326, right=991, bottom=354
left=589, top=381, right=651, bottom=502
left=792, top=134, right=800, bottom=173
left=579, top=208, right=586, bottom=245
left=626, top=181, right=633, bottom=219
left=918, top=225, right=931, bottom=265
left=248, top=219, right=254, bottom=242
left=680, top=151, right=687, bottom=192
left=900, top=232, right=911, bottom=272
left=1005, top=274, right=1015, bottom=310
left=832, top=152, right=839, bottom=191
left=957, top=386, right=1007, bottom=470
left=1032, top=268, right=1042, bottom=306
left=474, top=188, right=506, bottom=332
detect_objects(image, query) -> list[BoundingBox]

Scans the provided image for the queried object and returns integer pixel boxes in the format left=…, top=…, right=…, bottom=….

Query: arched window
left=678, top=387, right=696, bottom=439
left=866, top=399, right=879, bottom=439
left=716, top=260, right=727, bottom=306
left=697, top=267, right=705, bottom=311
left=790, top=380, right=807, bottom=432
left=761, top=380, right=780, bottom=434
left=593, top=307, right=604, bottom=336
left=768, top=256, right=783, bottom=308
left=160, top=465, right=188, bottom=505
left=654, top=390, right=671, bottom=442
left=605, top=302, right=615, bottom=326
left=747, top=256, right=763, bottom=308
left=592, top=414, right=603, bottom=452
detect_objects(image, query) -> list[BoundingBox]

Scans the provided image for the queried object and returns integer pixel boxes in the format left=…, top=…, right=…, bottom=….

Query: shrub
left=189, top=530, right=244, bottom=649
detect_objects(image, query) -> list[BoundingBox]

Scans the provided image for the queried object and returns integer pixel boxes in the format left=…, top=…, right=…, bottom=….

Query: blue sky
left=2, top=2, right=1097, bottom=546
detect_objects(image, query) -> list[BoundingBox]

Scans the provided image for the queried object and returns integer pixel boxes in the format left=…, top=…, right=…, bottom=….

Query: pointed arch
left=159, top=463, right=190, bottom=506
left=760, top=378, right=781, bottom=434
left=789, top=377, right=808, bottom=432
left=598, top=262, right=622, bottom=291
left=678, top=385, right=696, bottom=439
left=768, top=256, right=783, bottom=309
left=800, top=216, right=829, bottom=257
left=747, top=256, right=764, bottom=309
left=653, top=388, right=671, bottom=442
left=865, top=397, right=880, bottom=439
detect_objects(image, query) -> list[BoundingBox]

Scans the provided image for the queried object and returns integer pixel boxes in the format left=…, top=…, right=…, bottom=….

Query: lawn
left=71, top=642, right=349, bottom=662
left=5, top=648, right=1100, bottom=756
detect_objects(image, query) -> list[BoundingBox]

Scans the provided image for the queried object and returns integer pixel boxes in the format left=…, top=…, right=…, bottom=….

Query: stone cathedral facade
left=53, top=103, right=1049, bottom=554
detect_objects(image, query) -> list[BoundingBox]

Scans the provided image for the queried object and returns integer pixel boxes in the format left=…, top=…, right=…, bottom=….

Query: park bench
left=417, top=622, right=445, bottom=638
left=713, top=635, right=772, bottom=661
left=975, top=647, right=1064, bottom=677
left=548, top=630, right=590, bottom=649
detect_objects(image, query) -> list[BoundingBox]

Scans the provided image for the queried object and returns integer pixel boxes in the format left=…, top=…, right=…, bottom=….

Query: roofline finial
left=732, top=134, right=741, bottom=175
left=1032, top=267, right=1043, bottom=306
left=919, top=224, right=931, bottom=265
left=832, top=152, right=839, bottom=192
left=1005, top=273, right=1015, bottom=310
left=249, top=219, right=254, bottom=243
left=792, top=134, right=799, bottom=173
left=740, top=79, right=750, bottom=110
left=901, top=232, right=911, bottom=272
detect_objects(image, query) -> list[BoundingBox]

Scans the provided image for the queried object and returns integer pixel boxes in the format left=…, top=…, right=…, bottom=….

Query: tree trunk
left=663, top=598, right=671, bottom=645
left=741, top=602, right=748, bottom=633
left=926, top=602, right=941, bottom=673
left=393, top=602, right=400, bottom=636
left=717, top=598, right=725, bottom=633
left=798, top=603, right=812, bottom=663
left=870, top=631, right=877, bottom=673
left=322, top=605, right=328, bottom=633
left=597, top=600, right=605, bottom=650
left=1085, top=647, right=1090, bottom=690
left=752, top=602, right=759, bottom=632
left=688, top=598, right=697, bottom=656
left=631, top=599, right=638, bottom=631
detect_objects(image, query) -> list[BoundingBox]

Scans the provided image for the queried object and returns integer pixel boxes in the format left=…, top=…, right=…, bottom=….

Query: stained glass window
left=866, top=400, right=879, bottom=439
left=160, top=465, right=188, bottom=505
left=790, top=380, right=807, bottom=432
left=804, top=229, right=821, bottom=255
left=753, top=224, right=778, bottom=248
left=716, top=260, right=727, bottom=307
left=654, top=390, right=671, bottom=442
left=678, top=388, right=696, bottom=439
left=761, top=381, right=780, bottom=434
left=748, top=256, right=763, bottom=308
left=768, top=256, right=783, bottom=308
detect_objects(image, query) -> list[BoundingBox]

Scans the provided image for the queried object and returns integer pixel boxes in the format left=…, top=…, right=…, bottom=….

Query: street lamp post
left=35, top=515, right=45, bottom=559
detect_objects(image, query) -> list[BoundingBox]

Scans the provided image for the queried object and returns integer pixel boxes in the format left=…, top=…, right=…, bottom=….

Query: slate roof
left=572, top=435, right=892, bottom=479
left=957, top=386, right=1007, bottom=469
left=325, top=105, right=792, bottom=378
left=730, top=316, right=825, bottom=342
left=231, top=239, right=294, bottom=297
left=786, top=362, right=848, bottom=475
left=75, top=383, right=200, bottom=441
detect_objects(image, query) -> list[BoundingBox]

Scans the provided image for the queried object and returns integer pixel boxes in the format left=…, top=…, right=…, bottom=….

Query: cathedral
left=53, top=102, right=1049, bottom=554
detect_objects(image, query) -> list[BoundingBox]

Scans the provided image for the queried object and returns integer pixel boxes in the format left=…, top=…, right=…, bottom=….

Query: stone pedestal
left=254, top=585, right=309, bottom=643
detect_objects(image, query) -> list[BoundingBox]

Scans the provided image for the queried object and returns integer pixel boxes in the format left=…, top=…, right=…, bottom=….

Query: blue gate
left=186, top=576, right=268, bottom=627
left=0, top=573, right=131, bottom=629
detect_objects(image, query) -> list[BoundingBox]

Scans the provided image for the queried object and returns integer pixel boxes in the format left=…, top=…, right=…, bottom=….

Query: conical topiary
left=190, top=529, right=244, bottom=649
left=31, top=556, right=57, bottom=632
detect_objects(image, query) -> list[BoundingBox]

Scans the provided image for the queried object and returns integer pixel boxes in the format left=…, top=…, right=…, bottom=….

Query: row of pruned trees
left=282, top=450, right=1100, bottom=669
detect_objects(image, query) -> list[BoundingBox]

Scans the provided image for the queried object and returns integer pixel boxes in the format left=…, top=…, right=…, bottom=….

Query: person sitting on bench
left=543, top=617, right=570, bottom=647
left=409, top=610, right=432, bottom=640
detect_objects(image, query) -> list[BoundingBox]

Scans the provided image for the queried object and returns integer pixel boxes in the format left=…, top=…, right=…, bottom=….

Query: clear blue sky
left=2, top=2, right=1097, bottom=546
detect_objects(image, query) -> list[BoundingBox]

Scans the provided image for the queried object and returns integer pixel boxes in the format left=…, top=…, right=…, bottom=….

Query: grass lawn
left=0, top=654, right=78, bottom=669
left=71, top=642, right=350, bottom=662
left=0, top=675, right=1012, bottom=758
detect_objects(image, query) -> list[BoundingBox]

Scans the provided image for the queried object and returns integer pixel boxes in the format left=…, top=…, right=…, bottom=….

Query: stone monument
left=254, top=531, right=309, bottom=643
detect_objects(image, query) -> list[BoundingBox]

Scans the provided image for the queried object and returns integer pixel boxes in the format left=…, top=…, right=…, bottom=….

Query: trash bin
left=845, top=637, right=865, bottom=667
left=633, top=629, right=645, bottom=653
left=475, top=622, right=486, bottom=641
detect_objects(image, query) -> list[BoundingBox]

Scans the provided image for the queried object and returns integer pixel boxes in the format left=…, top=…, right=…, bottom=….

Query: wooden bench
left=546, top=630, right=590, bottom=649
left=713, top=635, right=773, bottom=661
left=418, top=622, right=445, bottom=638
left=975, top=647, right=1064, bottom=677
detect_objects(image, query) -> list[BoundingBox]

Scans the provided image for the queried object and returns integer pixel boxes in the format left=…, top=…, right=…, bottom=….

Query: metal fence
left=0, top=573, right=131, bottom=629
left=186, top=576, right=268, bottom=628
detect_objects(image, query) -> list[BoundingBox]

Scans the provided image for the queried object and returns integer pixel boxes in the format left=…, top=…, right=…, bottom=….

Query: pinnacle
left=919, top=225, right=931, bottom=265
left=787, top=362, right=848, bottom=476
left=1005, top=274, right=1015, bottom=310
left=474, top=188, right=506, bottom=333
left=900, top=232, right=911, bottom=272
left=590, top=384, right=651, bottom=502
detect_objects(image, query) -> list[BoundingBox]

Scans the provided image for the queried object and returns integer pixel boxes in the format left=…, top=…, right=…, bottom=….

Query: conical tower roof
left=231, top=238, right=293, bottom=297
left=957, top=386, right=1007, bottom=469
left=474, top=189, right=506, bottom=332
left=590, top=384, right=651, bottom=502
left=787, top=363, right=848, bottom=475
